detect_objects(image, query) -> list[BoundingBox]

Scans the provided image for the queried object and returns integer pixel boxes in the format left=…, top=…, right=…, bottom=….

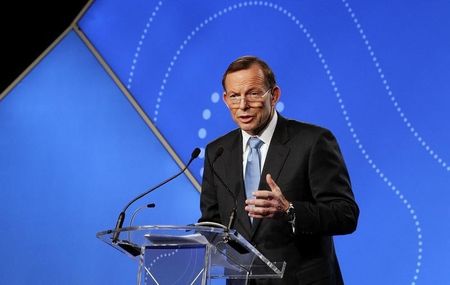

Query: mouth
left=238, top=115, right=254, bottom=123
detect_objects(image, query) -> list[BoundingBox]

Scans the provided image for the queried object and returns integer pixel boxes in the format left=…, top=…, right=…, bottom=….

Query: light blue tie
left=245, top=137, right=264, bottom=200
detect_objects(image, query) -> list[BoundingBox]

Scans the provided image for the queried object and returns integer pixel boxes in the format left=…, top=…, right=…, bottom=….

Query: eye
left=229, top=93, right=239, bottom=99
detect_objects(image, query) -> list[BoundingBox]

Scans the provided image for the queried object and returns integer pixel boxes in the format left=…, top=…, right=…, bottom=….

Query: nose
left=238, top=96, right=249, bottom=109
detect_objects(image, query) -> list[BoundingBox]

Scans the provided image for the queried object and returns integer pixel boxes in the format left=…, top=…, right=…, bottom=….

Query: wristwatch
left=285, top=202, right=296, bottom=234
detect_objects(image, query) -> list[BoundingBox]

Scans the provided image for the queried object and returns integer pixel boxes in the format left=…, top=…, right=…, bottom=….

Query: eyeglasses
left=225, top=88, right=272, bottom=106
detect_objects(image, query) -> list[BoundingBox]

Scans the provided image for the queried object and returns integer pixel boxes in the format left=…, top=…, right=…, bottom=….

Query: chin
left=240, top=126, right=257, bottom=135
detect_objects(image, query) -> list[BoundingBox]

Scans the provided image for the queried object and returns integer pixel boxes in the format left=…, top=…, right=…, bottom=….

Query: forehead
left=224, top=64, right=266, bottom=91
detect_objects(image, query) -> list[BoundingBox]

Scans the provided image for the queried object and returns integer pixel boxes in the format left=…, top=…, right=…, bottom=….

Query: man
left=199, top=56, right=359, bottom=284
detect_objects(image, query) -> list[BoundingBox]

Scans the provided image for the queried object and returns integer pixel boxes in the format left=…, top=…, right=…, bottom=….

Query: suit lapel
left=223, top=132, right=253, bottom=240
left=250, top=115, right=291, bottom=240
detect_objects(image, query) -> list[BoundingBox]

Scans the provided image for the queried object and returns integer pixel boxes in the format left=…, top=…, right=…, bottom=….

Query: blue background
left=1, top=0, right=449, bottom=284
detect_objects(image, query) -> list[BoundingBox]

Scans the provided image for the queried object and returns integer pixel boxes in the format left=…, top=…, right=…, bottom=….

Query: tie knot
left=248, top=137, right=263, bottom=149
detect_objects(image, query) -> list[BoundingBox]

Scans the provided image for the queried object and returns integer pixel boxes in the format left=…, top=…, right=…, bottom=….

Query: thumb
left=266, top=174, right=280, bottom=193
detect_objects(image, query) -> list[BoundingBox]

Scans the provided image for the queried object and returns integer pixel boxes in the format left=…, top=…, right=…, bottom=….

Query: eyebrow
left=227, top=87, right=261, bottom=95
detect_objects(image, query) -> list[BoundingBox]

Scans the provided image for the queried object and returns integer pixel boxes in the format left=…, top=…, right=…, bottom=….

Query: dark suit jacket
left=199, top=115, right=359, bottom=284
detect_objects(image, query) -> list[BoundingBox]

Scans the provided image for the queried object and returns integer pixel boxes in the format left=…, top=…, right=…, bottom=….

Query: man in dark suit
left=199, top=56, right=359, bottom=284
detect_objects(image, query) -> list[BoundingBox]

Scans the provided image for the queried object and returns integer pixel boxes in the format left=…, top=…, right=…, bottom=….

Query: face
left=223, top=64, right=280, bottom=135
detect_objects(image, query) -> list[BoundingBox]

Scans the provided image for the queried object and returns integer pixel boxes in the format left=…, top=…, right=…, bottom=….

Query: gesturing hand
left=245, top=174, right=290, bottom=219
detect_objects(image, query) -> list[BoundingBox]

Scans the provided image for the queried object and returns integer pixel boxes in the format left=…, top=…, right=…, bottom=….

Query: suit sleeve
left=293, top=130, right=359, bottom=235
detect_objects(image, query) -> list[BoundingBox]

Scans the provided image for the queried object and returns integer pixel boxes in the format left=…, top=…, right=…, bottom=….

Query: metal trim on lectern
left=97, top=224, right=285, bottom=285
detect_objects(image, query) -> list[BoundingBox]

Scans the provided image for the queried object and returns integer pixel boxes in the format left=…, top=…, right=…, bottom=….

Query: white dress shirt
left=242, top=111, right=278, bottom=176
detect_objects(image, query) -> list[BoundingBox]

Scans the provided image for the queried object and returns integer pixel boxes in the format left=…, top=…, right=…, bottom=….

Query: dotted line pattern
left=311, top=2, right=423, bottom=282
left=144, top=248, right=179, bottom=283
left=144, top=2, right=423, bottom=283
left=153, top=1, right=288, bottom=122
left=146, top=248, right=178, bottom=268
left=341, top=1, right=428, bottom=282
left=145, top=248, right=202, bottom=283
left=197, top=92, right=221, bottom=176
left=341, top=0, right=449, bottom=173
left=126, top=1, right=164, bottom=90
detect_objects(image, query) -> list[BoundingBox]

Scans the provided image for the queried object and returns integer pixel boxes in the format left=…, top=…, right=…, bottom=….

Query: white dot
left=211, top=92, right=220, bottom=103
left=199, top=147, right=205, bottom=159
left=198, top=128, right=207, bottom=139
left=276, top=101, right=285, bottom=112
left=203, top=109, right=211, bottom=120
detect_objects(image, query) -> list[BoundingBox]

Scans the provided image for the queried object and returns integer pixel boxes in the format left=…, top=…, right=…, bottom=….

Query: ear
left=222, top=91, right=230, bottom=109
left=270, top=86, right=281, bottom=107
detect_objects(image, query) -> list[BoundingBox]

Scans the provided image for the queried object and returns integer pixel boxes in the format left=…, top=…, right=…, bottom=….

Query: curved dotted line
left=147, top=248, right=178, bottom=268
left=150, top=3, right=423, bottom=283
left=147, top=248, right=201, bottom=283
left=341, top=0, right=449, bottom=174
left=300, top=4, right=424, bottom=282
left=126, top=1, right=164, bottom=90
left=197, top=92, right=220, bottom=177
left=153, top=1, right=278, bottom=122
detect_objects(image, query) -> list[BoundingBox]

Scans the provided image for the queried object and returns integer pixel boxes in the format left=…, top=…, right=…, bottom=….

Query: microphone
left=211, top=147, right=248, bottom=254
left=211, top=147, right=237, bottom=231
left=129, top=203, right=156, bottom=228
left=112, top=147, right=201, bottom=243
left=127, top=203, right=156, bottom=242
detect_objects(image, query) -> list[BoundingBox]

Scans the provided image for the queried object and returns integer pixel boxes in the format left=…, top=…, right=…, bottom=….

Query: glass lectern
left=97, top=224, right=285, bottom=284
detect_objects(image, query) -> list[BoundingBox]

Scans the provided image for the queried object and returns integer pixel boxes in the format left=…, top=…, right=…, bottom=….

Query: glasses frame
left=225, top=87, right=272, bottom=106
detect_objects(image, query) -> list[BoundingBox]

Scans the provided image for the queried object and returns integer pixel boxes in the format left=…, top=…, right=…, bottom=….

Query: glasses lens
left=228, top=88, right=270, bottom=105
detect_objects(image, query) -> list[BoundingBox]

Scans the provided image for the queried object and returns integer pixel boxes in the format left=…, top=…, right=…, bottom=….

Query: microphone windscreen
left=191, top=147, right=201, bottom=159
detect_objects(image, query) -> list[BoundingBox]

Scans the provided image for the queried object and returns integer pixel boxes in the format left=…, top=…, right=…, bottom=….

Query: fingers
left=245, top=174, right=290, bottom=219
left=266, top=174, right=281, bottom=194
left=252, top=190, right=274, bottom=200
left=245, top=191, right=286, bottom=218
left=246, top=194, right=276, bottom=207
left=245, top=202, right=278, bottom=218
left=247, top=208, right=278, bottom=218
